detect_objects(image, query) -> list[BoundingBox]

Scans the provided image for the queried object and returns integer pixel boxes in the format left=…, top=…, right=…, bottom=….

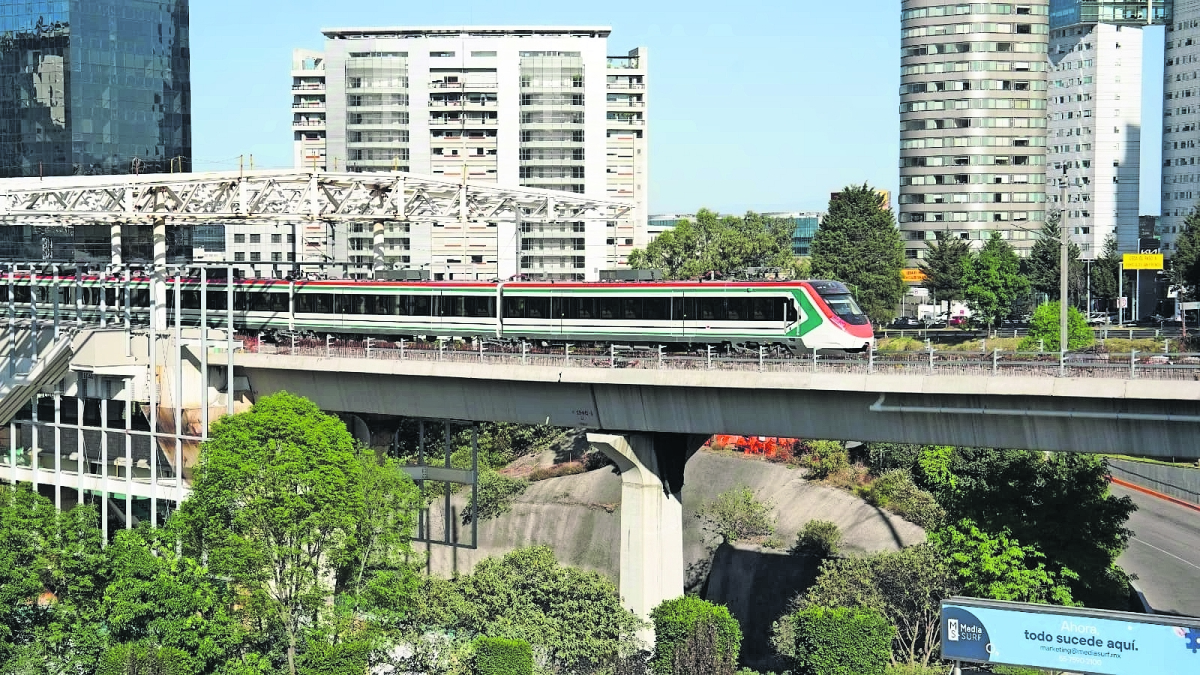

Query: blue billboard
left=941, top=598, right=1200, bottom=675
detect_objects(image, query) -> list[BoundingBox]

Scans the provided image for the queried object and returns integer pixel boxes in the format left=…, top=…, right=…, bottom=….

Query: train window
left=698, top=298, right=721, bottom=321
left=13, top=286, right=31, bottom=304
left=182, top=291, right=202, bottom=310
left=233, top=291, right=247, bottom=311
left=785, top=300, right=797, bottom=323
left=248, top=292, right=271, bottom=312
left=131, top=289, right=150, bottom=308
left=206, top=291, right=229, bottom=311
left=525, top=297, right=550, bottom=319
left=438, top=296, right=465, bottom=317
left=503, top=298, right=524, bottom=319
left=726, top=298, right=747, bottom=321
left=599, top=297, right=620, bottom=320
left=412, top=295, right=432, bottom=316
left=620, top=298, right=640, bottom=320
left=375, top=296, right=394, bottom=315
left=336, top=295, right=375, bottom=315
left=466, top=296, right=494, bottom=317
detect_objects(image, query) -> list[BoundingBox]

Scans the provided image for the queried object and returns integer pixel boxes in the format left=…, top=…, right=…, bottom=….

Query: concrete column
left=372, top=221, right=386, bottom=273
left=152, top=220, right=167, bottom=331
left=110, top=224, right=122, bottom=266
left=587, top=432, right=695, bottom=644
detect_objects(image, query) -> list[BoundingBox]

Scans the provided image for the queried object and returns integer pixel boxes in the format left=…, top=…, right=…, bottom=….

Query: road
left=1113, top=484, right=1200, bottom=618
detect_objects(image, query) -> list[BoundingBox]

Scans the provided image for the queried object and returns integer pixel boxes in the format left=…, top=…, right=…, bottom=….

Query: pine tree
left=964, top=232, right=1029, bottom=328
left=920, top=231, right=971, bottom=311
left=1170, top=207, right=1200, bottom=301
left=1025, top=212, right=1085, bottom=305
left=810, top=184, right=905, bottom=323
left=1090, top=235, right=1121, bottom=311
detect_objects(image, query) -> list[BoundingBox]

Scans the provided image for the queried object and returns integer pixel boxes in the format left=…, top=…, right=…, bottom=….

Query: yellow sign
left=901, top=268, right=928, bottom=283
left=1123, top=253, right=1164, bottom=271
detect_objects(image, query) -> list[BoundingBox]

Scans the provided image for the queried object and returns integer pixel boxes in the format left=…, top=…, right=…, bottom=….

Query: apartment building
left=1163, top=1, right=1200, bottom=254
left=898, top=1, right=1052, bottom=262
left=280, top=27, right=647, bottom=281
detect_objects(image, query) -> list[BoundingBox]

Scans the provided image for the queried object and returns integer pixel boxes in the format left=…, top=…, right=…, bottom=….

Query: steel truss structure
left=0, top=169, right=632, bottom=226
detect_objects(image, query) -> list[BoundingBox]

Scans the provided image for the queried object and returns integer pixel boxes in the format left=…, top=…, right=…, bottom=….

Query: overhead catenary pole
left=1059, top=169, right=1069, bottom=355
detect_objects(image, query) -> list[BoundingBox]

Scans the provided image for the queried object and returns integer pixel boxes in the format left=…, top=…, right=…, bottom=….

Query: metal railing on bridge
left=234, top=336, right=1200, bottom=382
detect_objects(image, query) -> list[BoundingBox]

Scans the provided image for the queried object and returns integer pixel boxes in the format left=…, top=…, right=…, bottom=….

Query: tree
left=1021, top=302, right=1094, bottom=352
left=963, top=232, right=1029, bottom=327
left=928, top=520, right=1077, bottom=605
left=779, top=545, right=957, bottom=666
left=811, top=184, right=905, bottom=323
left=650, top=596, right=742, bottom=675
left=176, top=392, right=420, bottom=675
left=1091, top=235, right=1121, bottom=311
left=408, top=546, right=642, bottom=672
left=792, top=606, right=894, bottom=675
left=920, top=232, right=971, bottom=311
left=696, top=486, right=776, bottom=544
left=628, top=209, right=800, bottom=280
left=1025, top=212, right=1085, bottom=305
left=1170, top=206, right=1200, bottom=300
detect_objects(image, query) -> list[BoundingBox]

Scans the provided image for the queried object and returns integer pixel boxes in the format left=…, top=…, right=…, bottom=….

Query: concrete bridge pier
left=587, top=432, right=700, bottom=643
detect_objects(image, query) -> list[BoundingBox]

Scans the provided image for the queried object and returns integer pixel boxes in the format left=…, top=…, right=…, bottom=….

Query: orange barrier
left=1110, top=476, right=1200, bottom=514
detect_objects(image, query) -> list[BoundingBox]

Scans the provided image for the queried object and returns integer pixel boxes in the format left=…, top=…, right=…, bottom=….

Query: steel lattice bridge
left=0, top=169, right=632, bottom=225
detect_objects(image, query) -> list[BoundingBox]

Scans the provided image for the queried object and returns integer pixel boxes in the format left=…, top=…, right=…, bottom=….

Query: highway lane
left=1113, top=484, right=1200, bottom=618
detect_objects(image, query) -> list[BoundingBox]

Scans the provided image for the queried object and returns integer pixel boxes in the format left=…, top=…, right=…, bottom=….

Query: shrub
left=297, top=639, right=372, bottom=675
left=1018, top=302, right=1093, bottom=352
left=697, top=487, right=776, bottom=544
left=528, top=462, right=586, bottom=482
left=96, top=643, right=193, bottom=675
left=650, top=596, right=742, bottom=675
left=802, top=441, right=849, bottom=479
left=792, top=520, right=842, bottom=558
left=792, top=606, right=894, bottom=675
left=464, top=469, right=528, bottom=524
left=860, top=470, right=945, bottom=529
left=671, top=619, right=737, bottom=675
left=471, top=637, right=534, bottom=675
left=883, top=665, right=947, bottom=675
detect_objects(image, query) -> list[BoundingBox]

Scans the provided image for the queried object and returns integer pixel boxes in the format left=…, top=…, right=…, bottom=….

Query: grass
left=527, top=462, right=586, bottom=482
left=1099, top=453, right=1200, bottom=470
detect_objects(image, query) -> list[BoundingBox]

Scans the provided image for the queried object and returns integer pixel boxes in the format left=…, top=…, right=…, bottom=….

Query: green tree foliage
left=928, top=520, right=1077, bottom=605
left=919, top=232, right=971, bottom=309
left=1021, top=302, right=1094, bottom=352
left=792, top=606, right=895, bottom=675
left=792, top=520, right=842, bottom=559
left=697, top=486, right=776, bottom=544
left=784, top=545, right=956, bottom=666
left=96, top=642, right=191, bottom=675
left=650, top=596, right=742, bottom=675
left=408, top=546, right=641, bottom=672
left=627, top=209, right=801, bottom=279
left=471, top=637, right=534, bottom=675
left=801, top=441, right=850, bottom=480
left=963, top=232, right=1029, bottom=327
left=1171, top=206, right=1200, bottom=300
left=859, top=470, right=945, bottom=530
left=942, top=449, right=1135, bottom=609
left=176, top=392, right=420, bottom=675
left=810, top=184, right=905, bottom=323
left=1025, top=213, right=1085, bottom=303
left=1091, top=235, right=1122, bottom=309
left=463, top=469, right=529, bottom=524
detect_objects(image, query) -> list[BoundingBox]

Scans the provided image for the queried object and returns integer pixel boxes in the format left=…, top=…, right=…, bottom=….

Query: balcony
left=292, top=102, right=326, bottom=110
left=430, top=81, right=499, bottom=90
left=607, top=57, right=641, bottom=70
left=292, top=119, right=327, bottom=129
left=292, top=83, right=326, bottom=91
left=428, top=99, right=498, bottom=109
left=606, top=81, right=646, bottom=91
left=429, top=117, right=499, bottom=126
left=606, top=100, right=645, bottom=108
left=605, top=117, right=645, bottom=126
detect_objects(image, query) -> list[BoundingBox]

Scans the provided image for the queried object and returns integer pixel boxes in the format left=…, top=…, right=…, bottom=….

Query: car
left=889, top=317, right=921, bottom=329
left=948, top=316, right=969, bottom=327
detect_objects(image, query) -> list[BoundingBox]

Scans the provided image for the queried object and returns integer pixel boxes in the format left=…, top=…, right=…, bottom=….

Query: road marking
left=1131, top=536, right=1200, bottom=571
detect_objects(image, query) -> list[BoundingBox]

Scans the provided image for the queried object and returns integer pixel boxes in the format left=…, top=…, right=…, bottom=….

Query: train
left=1, top=275, right=874, bottom=353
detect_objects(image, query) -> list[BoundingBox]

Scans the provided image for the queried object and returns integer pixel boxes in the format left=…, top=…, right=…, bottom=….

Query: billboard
left=1123, top=253, right=1164, bottom=271
left=941, top=598, right=1200, bottom=675
left=901, top=268, right=928, bottom=283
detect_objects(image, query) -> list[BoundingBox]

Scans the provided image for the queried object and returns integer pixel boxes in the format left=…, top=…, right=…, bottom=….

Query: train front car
left=795, top=280, right=874, bottom=352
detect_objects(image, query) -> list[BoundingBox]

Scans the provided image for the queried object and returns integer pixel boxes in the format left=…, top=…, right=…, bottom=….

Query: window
left=471, top=51, right=497, bottom=57
left=234, top=252, right=245, bottom=262
left=430, top=51, right=455, bottom=58
left=271, top=234, right=282, bottom=244
left=234, top=233, right=245, bottom=244
left=272, top=252, right=282, bottom=262
left=250, top=252, right=261, bottom=262
left=250, top=234, right=261, bottom=244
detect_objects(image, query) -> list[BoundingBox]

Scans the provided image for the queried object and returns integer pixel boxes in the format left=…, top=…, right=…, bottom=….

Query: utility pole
left=1059, top=166, right=1069, bottom=354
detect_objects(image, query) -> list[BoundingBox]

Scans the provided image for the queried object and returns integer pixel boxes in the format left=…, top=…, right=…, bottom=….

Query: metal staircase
left=0, top=327, right=77, bottom=427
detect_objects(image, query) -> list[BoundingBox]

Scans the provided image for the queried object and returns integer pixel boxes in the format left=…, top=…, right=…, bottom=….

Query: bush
left=792, top=606, right=894, bottom=675
left=698, top=487, right=776, bottom=544
left=671, top=619, right=737, bottom=675
left=792, top=520, right=842, bottom=558
left=464, top=469, right=528, bottom=524
left=297, top=640, right=372, bottom=675
left=802, top=441, right=849, bottom=479
left=96, top=643, right=193, bottom=675
left=883, top=665, right=947, bottom=675
left=528, top=462, right=586, bottom=482
left=860, top=470, right=945, bottom=529
left=1019, top=302, right=1093, bottom=352
left=650, top=596, right=742, bottom=675
left=471, top=637, right=534, bottom=675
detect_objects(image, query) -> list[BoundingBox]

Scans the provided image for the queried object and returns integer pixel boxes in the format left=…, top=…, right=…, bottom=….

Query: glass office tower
left=0, top=0, right=191, bottom=178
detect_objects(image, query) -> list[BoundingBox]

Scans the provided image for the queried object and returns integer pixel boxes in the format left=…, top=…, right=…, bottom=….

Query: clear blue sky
left=192, top=0, right=1165, bottom=215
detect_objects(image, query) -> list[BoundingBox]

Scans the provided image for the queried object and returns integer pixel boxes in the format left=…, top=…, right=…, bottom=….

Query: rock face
left=422, top=450, right=926, bottom=664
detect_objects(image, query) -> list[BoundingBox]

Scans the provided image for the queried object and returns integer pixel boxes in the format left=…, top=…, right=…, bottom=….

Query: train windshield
left=819, top=291, right=869, bottom=325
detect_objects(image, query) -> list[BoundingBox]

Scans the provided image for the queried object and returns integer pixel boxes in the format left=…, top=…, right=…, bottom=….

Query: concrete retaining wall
left=1109, top=459, right=1200, bottom=506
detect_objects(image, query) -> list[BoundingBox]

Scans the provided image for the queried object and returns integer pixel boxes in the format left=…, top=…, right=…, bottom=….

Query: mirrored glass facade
left=0, top=0, right=191, bottom=177
left=1050, top=0, right=1171, bottom=28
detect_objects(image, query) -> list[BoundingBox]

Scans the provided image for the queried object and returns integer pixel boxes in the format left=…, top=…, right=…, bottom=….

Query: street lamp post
left=1059, top=167, right=1069, bottom=356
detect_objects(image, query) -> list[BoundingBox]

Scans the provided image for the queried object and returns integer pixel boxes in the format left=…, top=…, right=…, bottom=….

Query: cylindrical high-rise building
left=899, top=1, right=1051, bottom=262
